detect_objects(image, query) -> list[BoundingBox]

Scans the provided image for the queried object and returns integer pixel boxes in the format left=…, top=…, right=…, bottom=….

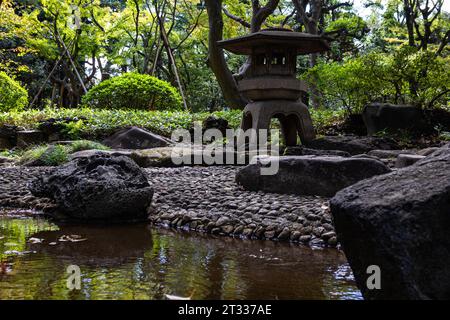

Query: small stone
left=299, top=235, right=311, bottom=243
left=242, top=228, right=254, bottom=237
left=290, top=231, right=301, bottom=241
left=206, top=221, right=216, bottom=232
left=300, top=226, right=312, bottom=235
left=216, top=216, right=230, bottom=227
left=226, top=203, right=238, bottom=209
left=264, top=231, right=276, bottom=239
left=233, top=225, right=244, bottom=235
left=286, top=214, right=297, bottom=222
left=313, top=227, right=325, bottom=237
left=267, top=210, right=280, bottom=217
left=321, top=231, right=336, bottom=240
left=254, top=226, right=265, bottom=238
left=278, top=228, right=291, bottom=240
left=327, top=236, right=338, bottom=246
left=190, top=221, right=198, bottom=229
left=221, top=225, right=234, bottom=234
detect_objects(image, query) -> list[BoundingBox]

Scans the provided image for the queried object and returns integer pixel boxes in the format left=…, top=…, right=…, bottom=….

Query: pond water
left=0, top=214, right=362, bottom=300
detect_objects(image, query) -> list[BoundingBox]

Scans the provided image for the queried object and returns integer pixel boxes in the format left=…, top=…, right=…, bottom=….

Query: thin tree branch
left=222, top=7, right=251, bottom=28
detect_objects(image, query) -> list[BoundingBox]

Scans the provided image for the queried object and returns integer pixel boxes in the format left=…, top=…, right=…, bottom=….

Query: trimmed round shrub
left=82, top=73, right=182, bottom=111
left=0, top=72, right=29, bottom=112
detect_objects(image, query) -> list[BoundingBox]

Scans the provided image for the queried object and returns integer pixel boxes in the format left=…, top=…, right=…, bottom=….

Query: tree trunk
left=403, top=0, right=416, bottom=47
left=292, top=0, right=323, bottom=109
left=205, top=0, right=247, bottom=109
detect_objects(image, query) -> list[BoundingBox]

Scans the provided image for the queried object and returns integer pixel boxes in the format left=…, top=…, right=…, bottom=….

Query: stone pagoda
left=218, top=28, right=329, bottom=146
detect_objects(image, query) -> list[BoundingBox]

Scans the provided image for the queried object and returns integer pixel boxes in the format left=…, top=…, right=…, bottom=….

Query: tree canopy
left=0, top=0, right=448, bottom=112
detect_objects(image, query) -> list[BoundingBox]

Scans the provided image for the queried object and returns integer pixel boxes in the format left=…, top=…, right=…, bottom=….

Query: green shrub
left=310, top=108, right=346, bottom=134
left=0, top=72, right=29, bottom=112
left=439, top=131, right=450, bottom=141
left=82, top=73, right=183, bottom=111
left=69, top=140, right=110, bottom=153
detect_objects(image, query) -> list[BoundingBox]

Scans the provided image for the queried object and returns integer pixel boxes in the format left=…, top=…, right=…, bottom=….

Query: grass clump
left=69, top=140, right=110, bottom=153
left=0, top=150, right=18, bottom=158
left=19, top=145, right=68, bottom=166
left=17, top=140, right=109, bottom=166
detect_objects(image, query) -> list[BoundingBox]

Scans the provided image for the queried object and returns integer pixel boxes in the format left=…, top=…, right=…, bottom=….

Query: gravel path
left=0, top=165, right=337, bottom=247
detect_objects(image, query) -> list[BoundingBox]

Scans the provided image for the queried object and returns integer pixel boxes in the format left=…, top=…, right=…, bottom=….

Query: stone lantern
left=218, top=28, right=329, bottom=146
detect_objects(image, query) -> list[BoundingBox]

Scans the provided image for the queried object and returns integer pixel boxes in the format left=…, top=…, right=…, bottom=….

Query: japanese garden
left=0, top=0, right=449, bottom=301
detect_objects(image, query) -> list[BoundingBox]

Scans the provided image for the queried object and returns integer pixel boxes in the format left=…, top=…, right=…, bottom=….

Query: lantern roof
left=218, top=28, right=330, bottom=55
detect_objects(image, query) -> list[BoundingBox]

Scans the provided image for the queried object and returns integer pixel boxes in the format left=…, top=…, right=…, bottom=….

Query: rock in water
left=103, top=126, right=173, bottom=149
left=236, top=156, right=390, bottom=197
left=330, top=146, right=450, bottom=300
left=29, top=155, right=153, bottom=221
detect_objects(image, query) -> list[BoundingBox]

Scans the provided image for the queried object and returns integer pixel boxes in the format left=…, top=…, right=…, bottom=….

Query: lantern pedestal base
left=240, top=100, right=316, bottom=147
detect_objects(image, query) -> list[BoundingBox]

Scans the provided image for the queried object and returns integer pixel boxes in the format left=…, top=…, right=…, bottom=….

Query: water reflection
left=0, top=216, right=362, bottom=300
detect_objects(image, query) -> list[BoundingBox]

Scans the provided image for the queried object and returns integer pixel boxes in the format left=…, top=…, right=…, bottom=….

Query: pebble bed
left=0, top=167, right=56, bottom=212
left=146, top=166, right=337, bottom=247
left=0, top=165, right=337, bottom=247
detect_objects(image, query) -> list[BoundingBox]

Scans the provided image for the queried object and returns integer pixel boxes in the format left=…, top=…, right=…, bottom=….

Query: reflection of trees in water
left=149, top=229, right=352, bottom=300
left=0, top=217, right=359, bottom=300
left=0, top=217, right=58, bottom=260
left=28, top=223, right=153, bottom=266
left=27, top=223, right=157, bottom=299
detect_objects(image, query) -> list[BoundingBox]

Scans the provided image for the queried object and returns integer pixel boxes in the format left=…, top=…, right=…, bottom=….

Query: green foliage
left=303, top=57, right=373, bottom=114
left=0, top=72, right=29, bottom=111
left=0, top=107, right=243, bottom=138
left=69, top=140, right=110, bottom=153
left=0, top=106, right=344, bottom=142
left=82, top=73, right=183, bottom=111
left=0, top=149, right=17, bottom=158
left=304, top=46, right=450, bottom=114
left=40, top=145, right=69, bottom=166
left=19, top=144, right=68, bottom=166
left=439, top=131, right=450, bottom=141
left=17, top=140, right=109, bottom=166
left=310, top=108, right=346, bottom=134
left=60, top=120, right=85, bottom=140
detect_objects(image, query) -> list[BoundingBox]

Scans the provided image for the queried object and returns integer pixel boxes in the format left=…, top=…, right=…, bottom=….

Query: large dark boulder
left=330, top=145, right=450, bottom=300
left=362, top=103, right=427, bottom=136
left=236, top=156, right=390, bottom=197
left=29, top=154, right=153, bottom=221
left=103, top=126, right=173, bottom=149
left=305, top=135, right=400, bottom=155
